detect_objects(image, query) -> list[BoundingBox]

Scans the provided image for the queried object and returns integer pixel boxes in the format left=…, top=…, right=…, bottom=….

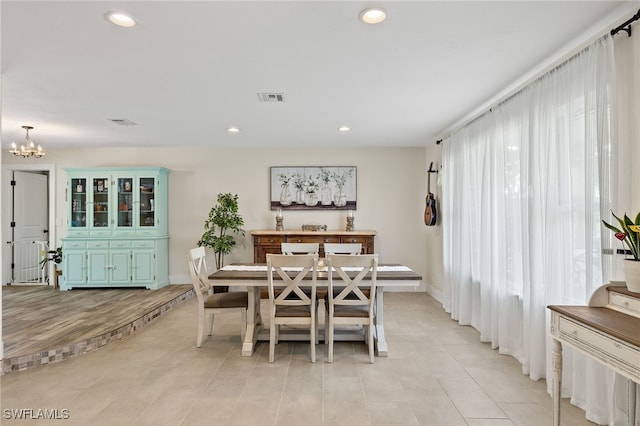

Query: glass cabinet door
left=70, top=178, right=87, bottom=229
left=139, top=177, right=155, bottom=227
left=117, top=177, right=134, bottom=228
left=92, top=177, right=110, bottom=228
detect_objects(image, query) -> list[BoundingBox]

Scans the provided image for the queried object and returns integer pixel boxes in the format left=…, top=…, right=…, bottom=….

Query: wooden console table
left=548, top=284, right=640, bottom=426
left=250, top=230, right=375, bottom=263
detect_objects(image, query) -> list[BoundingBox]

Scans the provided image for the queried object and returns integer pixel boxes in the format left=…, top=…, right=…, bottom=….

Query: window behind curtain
left=442, top=35, right=617, bottom=423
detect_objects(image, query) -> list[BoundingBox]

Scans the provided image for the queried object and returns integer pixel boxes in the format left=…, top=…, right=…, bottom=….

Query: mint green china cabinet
left=61, top=167, right=169, bottom=290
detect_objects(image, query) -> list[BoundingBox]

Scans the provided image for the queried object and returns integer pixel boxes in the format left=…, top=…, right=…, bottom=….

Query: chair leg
left=317, top=300, right=325, bottom=344
left=269, top=321, right=276, bottom=363
left=324, top=314, right=329, bottom=346
left=196, top=308, right=205, bottom=348
left=368, top=322, right=374, bottom=364
left=328, top=317, right=334, bottom=363
left=310, top=312, right=316, bottom=363
left=207, top=312, right=215, bottom=336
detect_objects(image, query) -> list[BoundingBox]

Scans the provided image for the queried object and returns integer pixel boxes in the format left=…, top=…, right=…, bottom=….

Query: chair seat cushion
left=204, top=291, right=248, bottom=309
left=331, top=305, right=369, bottom=317
left=275, top=305, right=312, bottom=317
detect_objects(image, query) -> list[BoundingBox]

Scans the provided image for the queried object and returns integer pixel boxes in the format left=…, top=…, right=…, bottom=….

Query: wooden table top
left=210, top=263, right=422, bottom=282
left=548, top=304, right=640, bottom=348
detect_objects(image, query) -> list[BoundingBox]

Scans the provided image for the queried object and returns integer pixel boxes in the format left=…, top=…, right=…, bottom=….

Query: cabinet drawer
left=64, top=241, right=87, bottom=249
left=558, top=316, right=640, bottom=369
left=286, top=235, right=339, bottom=244
left=133, top=240, right=155, bottom=249
left=113, top=230, right=136, bottom=237
left=137, top=230, right=157, bottom=237
left=91, top=230, right=112, bottom=237
left=87, top=241, right=109, bottom=249
left=67, top=230, right=88, bottom=237
left=255, top=235, right=284, bottom=245
left=340, top=236, right=372, bottom=244
left=110, top=240, right=132, bottom=249
left=609, top=291, right=640, bottom=315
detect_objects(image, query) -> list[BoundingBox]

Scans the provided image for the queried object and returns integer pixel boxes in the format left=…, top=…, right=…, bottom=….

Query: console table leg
left=552, top=338, right=562, bottom=426
left=628, top=381, right=636, bottom=426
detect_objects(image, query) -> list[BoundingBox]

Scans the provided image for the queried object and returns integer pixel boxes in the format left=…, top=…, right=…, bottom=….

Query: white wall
left=3, top=147, right=429, bottom=290
left=423, top=143, right=444, bottom=302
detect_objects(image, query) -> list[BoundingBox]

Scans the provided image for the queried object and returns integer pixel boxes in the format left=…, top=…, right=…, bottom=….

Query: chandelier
left=9, top=126, right=45, bottom=158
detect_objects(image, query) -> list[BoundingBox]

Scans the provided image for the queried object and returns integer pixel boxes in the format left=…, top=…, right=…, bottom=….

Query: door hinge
left=10, top=222, right=16, bottom=228
left=10, top=180, right=16, bottom=186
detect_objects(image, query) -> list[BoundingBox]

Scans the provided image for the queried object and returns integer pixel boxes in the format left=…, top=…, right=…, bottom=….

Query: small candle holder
left=275, top=215, right=284, bottom=231
left=346, top=216, right=355, bottom=232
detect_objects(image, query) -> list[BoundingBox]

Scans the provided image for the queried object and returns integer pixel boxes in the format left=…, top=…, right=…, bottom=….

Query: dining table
left=209, top=263, right=423, bottom=357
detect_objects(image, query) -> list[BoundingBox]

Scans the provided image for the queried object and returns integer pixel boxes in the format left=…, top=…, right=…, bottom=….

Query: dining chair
left=188, top=247, right=248, bottom=348
left=281, top=242, right=320, bottom=255
left=260, top=243, right=320, bottom=299
left=266, top=253, right=319, bottom=363
left=280, top=242, right=323, bottom=341
left=322, top=242, right=368, bottom=305
left=323, top=243, right=362, bottom=255
left=325, top=253, right=378, bottom=363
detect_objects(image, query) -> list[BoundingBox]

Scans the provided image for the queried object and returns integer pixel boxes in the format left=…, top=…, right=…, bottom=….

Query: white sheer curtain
left=442, top=35, right=622, bottom=424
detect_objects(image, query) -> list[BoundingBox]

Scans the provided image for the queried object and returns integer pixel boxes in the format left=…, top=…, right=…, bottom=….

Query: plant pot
left=623, top=259, right=640, bottom=292
left=54, top=269, right=62, bottom=289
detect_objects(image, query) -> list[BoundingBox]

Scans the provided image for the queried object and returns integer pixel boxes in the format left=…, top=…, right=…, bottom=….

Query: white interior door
left=9, top=171, right=48, bottom=283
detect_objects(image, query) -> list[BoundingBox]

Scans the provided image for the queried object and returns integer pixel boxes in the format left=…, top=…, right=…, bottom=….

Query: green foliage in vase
left=602, top=211, right=640, bottom=261
left=198, top=193, right=245, bottom=269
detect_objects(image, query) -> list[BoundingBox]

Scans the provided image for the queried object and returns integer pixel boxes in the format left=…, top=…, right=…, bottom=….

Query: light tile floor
left=1, top=292, right=595, bottom=425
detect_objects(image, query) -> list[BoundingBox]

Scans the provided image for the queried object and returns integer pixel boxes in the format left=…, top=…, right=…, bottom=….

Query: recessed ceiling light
left=338, top=126, right=350, bottom=132
left=359, top=8, right=386, bottom=24
left=105, top=11, right=137, bottom=28
left=228, top=127, right=241, bottom=133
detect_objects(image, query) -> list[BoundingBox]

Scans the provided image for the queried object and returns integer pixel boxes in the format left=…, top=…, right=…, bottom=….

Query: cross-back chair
left=188, top=247, right=248, bottom=348
left=266, top=253, right=319, bottom=363
left=281, top=242, right=320, bottom=255
left=325, top=253, right=378, bottom=363
left=323, top=243, right=362, bottom=255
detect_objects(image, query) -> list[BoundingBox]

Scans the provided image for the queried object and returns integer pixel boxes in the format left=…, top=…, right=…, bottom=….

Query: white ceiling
left=1, top=1, right=636, bottom=150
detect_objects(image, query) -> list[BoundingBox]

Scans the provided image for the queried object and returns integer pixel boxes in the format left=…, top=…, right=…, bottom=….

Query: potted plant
left=198, top=193, right=245, bottom=292
left=40, top=247, right=62, bottom=288
left=602, top=211, right=640, bottom=292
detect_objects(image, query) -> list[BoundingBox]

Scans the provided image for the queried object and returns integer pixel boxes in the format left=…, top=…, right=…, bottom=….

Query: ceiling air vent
left=257, top=93, right=285, bottom=102
left=108, top=118, right=137, bottom=126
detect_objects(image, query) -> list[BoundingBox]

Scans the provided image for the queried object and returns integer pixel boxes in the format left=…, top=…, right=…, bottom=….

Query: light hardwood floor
left=1, top=289, right=595, bottom=425
left=2, top=284, right=193, bottom=373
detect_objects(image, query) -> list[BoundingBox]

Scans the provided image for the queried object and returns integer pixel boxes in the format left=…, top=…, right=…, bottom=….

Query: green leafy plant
left=602, top=212, right=640, bottom=260
left=198, top=193, right=245, bottom=270
left=40, top=247, right=62, bottom=270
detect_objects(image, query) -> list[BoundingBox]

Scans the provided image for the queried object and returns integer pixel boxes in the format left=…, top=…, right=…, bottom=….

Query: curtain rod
left=611, top=8, right=640, bottom=37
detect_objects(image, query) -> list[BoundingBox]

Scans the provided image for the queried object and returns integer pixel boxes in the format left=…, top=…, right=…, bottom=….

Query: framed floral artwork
left=270, top=166, right=356, bottom=210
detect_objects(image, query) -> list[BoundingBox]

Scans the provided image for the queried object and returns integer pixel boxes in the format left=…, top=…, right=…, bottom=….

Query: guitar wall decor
left=424, top=162, right=438, bottom=226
